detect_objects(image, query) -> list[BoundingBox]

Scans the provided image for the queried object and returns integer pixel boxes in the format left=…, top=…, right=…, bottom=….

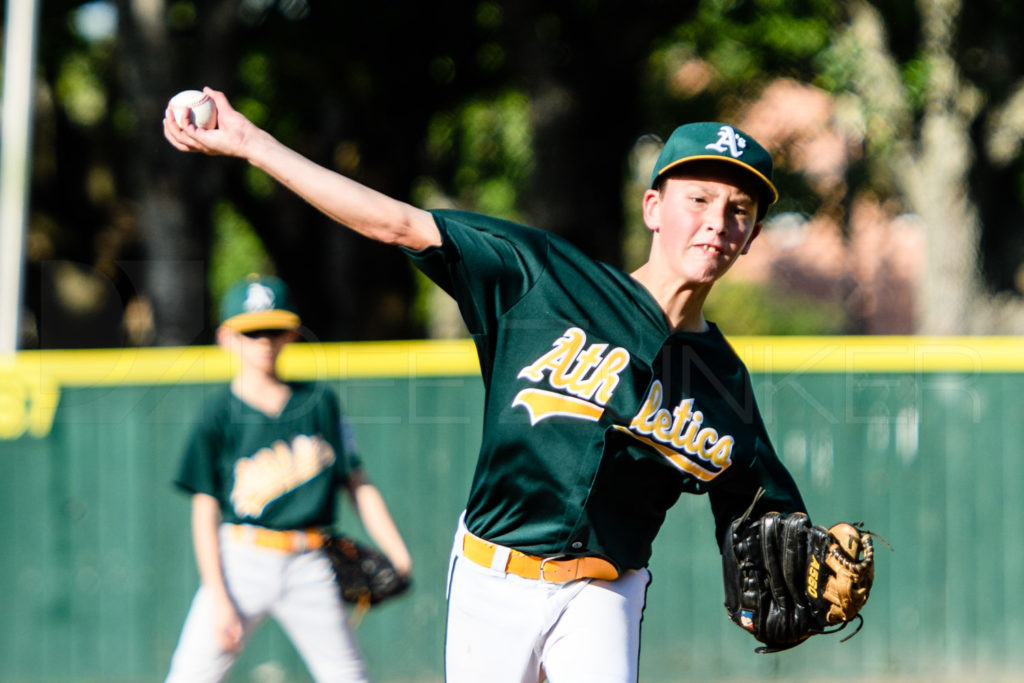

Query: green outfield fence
left=1, top=337, right=1023, bottom=682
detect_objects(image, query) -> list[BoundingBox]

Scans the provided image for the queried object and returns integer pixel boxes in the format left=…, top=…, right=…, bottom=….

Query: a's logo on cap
left=705, top=125, right=747, bottom=159
left=243, top=282, right=276, bottom=312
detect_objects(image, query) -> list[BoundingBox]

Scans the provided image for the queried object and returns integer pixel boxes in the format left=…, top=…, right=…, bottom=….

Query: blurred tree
left=818, top=0, right=1024, bottom=332
left=21, top=0, right=703, bottom=345
left=22, top=0, right=505, bottom=345
left=17, top=0, right=1024, bottom=345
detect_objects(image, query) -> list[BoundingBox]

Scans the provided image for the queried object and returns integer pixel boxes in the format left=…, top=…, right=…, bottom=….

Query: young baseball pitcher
left=165, top=274, right=412, bottom=683
left=163, top=90, right=817, bottom=682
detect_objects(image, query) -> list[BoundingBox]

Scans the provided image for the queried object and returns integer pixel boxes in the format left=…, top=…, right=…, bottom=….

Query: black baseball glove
left=323, top=535, right=410, bottom=609
left=721, top=491, right=876, bottom=653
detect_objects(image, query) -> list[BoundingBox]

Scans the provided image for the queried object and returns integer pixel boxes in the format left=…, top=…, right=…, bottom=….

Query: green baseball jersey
left=408, top=209, right=805, bottom=570
left=174, top=383, right=360, bottom=530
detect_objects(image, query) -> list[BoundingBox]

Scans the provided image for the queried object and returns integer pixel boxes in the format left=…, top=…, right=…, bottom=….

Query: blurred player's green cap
left=219, top=274, right=301, bottom=332
left=650, top=122, right=778, bottom=211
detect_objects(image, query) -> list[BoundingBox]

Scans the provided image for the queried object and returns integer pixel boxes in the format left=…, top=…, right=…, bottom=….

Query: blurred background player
left=165, top=274, right=412, bottom=683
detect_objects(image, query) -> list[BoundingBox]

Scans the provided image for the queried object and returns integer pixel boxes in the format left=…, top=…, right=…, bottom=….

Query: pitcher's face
left=643, top=170, right=762, bottom=286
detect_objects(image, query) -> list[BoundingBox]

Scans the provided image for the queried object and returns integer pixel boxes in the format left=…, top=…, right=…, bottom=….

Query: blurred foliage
left=208, top=201, right=276, bottom=319
left=645, top=0, right=840, bottom=107
left=421, top=90, right=533, bottom=220
left=706, top=280, right=846, bottom=335
left=11, top=0, right=1024, bottom=345
left=55, top=52, right=108, bottom=125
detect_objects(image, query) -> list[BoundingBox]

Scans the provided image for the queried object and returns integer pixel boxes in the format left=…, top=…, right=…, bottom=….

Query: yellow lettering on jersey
left=513, top=328, right=630, bottom=424
left=517, top=327, right=630, bottom=405
left=231, top=434, right=336, bottom=518
left=511, top=388, right=605, bottom=425
left=625, top=380, right=734, bottom=477
left=699, top=429, right=735, bottom=468
left=586, top=348, right=630, bottom=404
left=561, top=342, right=608, bottom=392
left=519, top=328, right=586, bottom=384
left=612, top=428, right=718, bottom=482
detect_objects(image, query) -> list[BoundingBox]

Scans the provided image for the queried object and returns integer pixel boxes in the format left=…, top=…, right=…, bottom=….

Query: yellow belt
left=228, top=525, right=326, bottom=553
left=461, top=531, right=619, bottom=582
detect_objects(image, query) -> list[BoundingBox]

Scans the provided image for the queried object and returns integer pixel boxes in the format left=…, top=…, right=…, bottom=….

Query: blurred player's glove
left=721, top=490, right=876, bottom=653
left=324, top=535, right=410, bottom=613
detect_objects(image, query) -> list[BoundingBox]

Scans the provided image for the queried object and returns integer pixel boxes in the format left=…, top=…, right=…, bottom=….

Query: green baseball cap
left=650, top=122, right=778, bottom=209
left=219, top=274, right=301, bottom=332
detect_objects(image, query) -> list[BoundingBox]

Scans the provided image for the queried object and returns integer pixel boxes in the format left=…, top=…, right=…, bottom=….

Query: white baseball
left=168, top=89, right=217, bottom=129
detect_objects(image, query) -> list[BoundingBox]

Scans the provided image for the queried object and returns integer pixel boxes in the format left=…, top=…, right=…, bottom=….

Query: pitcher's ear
left=740, top=222, right=763, bottom=255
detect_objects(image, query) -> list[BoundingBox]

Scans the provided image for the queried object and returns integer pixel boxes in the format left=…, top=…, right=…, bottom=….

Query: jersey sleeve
left=173, top=401, right=224, bottom=498
left=707, top=371, right=807, bottom=549
left=708, top=438, right=806, bottom=548
left=315, top=387, right=360, bottom=484
left=337, top=413, right=363, bottom=475
left=404, top=209, right=550, bottom=337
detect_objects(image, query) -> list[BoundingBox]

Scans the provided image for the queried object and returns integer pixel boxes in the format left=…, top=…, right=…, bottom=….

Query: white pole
left=1, top=0, right=41, bottom=356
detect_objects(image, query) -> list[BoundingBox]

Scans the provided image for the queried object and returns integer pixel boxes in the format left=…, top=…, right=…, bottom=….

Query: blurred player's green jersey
left=174, top=383, right=359, bottom=530
left=408, top=210, right=804, bottom=570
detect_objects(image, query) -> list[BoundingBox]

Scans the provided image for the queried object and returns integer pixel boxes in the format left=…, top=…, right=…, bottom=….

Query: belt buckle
left=292, top=531, right=306, bottom=553
left=539, top=556, right=575, bottom=583
left=294, top=529, right=323, bottom=553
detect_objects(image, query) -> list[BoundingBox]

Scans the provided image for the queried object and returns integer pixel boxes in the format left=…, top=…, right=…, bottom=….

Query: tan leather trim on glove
left=822, top=523, right=874, bottom=624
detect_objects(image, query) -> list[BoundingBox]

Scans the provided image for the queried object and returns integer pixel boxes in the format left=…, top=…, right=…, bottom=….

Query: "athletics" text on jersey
left=231, top=434, right=336, bottom=518
left=617, top=379, right=734, bottom=480
left=517, top=327, right=630, bottom=403
left=512, top=327, right=630, bottom=424
left=513, top=327, right=734, bottom=481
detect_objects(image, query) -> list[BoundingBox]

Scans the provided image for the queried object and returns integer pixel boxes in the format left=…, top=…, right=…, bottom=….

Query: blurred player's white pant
left=166, top=528, right=368, bottom=683
left=445, top=515, right=650, bottom=683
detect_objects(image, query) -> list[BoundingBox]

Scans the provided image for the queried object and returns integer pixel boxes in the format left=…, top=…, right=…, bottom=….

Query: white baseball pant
left=444, top=515, right=651, bottom=683
left=165, top=527, right=368, bottom=683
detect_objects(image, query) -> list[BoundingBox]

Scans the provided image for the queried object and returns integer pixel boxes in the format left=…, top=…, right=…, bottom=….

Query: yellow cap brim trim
left=221, top=310, right=301, bottom=333
left=655, top=155, right=779, bottom=205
